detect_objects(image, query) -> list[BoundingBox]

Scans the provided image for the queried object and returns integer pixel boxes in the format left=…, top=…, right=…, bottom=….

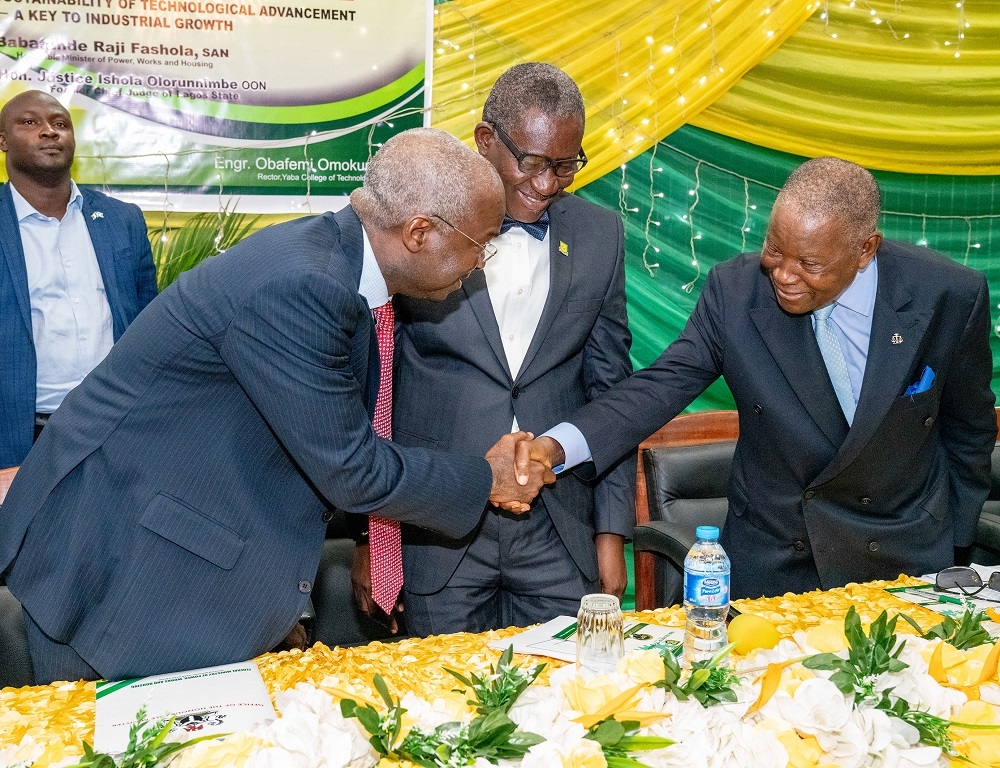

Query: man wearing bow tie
left=350, top=63, right=634, bottom=635
left=0, top=90, right=157, bottom=469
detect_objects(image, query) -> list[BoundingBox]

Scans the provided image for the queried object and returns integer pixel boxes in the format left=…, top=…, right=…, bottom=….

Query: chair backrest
left=634, top=411, right=739, bottom=609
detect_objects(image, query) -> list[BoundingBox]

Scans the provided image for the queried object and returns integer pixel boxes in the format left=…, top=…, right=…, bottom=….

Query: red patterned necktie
left=369, top=302, right=403, bottom=614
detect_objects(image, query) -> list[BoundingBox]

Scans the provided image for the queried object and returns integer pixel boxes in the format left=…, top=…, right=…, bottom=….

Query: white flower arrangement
left=8, top=610, right=1000, bottom=768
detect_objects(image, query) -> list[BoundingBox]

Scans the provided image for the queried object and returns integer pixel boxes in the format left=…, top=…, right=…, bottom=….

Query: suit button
left=860, top=497, right=871, bottom=505
left=794, top=540, right=806, bottom=551
left=511, top=386, right=521, bottom=399
left=868, top=542, right=880, bottom=552
left=804, top=490, right=815, bottom=500
left=322, top=510, right=334, bottom=523
left=923, top=417, right=934, bottom=427
left=754, top=404, right=762, bottom=414
left=298, top=580, right=312, bottom=593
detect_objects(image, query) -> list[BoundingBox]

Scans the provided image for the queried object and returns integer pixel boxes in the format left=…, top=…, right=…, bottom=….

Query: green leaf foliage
left=585, top=717, right=674, bottom=768
left=151, top=205, right=261, bottom=290
left=653, top=642, right=739, bottom=706
left=900, top=609, right=995, bottom=651
left=444, top=645, right=545, bottom=715
left=59, top=705, right=221, bottom=768
left=342, top=673, right=543, bottom=767
left=803, top=607, right=907, bottom=699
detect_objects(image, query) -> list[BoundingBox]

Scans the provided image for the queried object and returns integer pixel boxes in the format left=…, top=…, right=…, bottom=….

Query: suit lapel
left=813, top=255, right=930, bottom=484
left=0, top=184, right=32, bottom=337
left=81, top=189, right=129, bottom=337
left=462, top=266, right=513, bottom=381
left=516, top=197, right=571, bottom=382
left=750, top=300, right=849, bottom=448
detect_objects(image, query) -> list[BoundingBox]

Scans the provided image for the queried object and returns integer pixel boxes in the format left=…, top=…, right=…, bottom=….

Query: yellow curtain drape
left=431, top=0, right=819, bottom=187
left=691, top=0, right=1000, bottom=175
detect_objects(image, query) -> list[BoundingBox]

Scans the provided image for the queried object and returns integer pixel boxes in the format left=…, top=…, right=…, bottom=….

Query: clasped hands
left=486, top=431, right=566, bottom=513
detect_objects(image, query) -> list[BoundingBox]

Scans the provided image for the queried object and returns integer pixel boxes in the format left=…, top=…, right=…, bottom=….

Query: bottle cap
left=695, top=525, right=720, bottom=540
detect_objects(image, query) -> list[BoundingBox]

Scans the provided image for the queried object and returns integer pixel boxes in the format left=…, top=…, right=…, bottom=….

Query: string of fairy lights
left=60, top=0, right=998, bottom=308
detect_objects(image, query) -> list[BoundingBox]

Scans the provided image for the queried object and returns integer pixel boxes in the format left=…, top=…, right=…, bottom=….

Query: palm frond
left=151, top=204, right=261, bottom=290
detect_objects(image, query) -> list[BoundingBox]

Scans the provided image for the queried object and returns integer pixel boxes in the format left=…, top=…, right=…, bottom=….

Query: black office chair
left=312, top=509, right=399, bottom=648
left=632, top=411, right=738, bottom=610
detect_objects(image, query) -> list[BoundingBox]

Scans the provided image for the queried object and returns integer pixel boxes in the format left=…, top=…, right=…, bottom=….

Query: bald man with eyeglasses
left=349, top=63, right=635, bottom=636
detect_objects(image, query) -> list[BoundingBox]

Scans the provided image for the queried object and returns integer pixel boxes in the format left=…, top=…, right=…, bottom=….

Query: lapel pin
left=558, top=241, right=569, bottom=255
left=91, top=211, right=104, bottom=220
left=891, top=333, right=903, bottom=345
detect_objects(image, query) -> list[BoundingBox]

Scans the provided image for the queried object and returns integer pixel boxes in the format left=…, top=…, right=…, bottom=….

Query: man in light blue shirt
left=517, top=157, right=995, bottom=599
left=0, top=90, right=157, bottom=468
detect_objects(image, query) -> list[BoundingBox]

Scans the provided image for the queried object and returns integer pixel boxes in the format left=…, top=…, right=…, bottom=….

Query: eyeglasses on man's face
left=490, top=122, right=588, bottom=178
left=934, top=566, right=1000, bottom=601
left=429, top=214, right=498, bottom=268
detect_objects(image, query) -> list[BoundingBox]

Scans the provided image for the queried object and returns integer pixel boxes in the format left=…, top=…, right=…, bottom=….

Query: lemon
left=728, top=613, right=780, bottom=655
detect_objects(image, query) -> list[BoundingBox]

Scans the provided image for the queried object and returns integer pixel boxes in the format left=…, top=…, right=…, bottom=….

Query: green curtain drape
left=578, top=125, right=1000, bottom=410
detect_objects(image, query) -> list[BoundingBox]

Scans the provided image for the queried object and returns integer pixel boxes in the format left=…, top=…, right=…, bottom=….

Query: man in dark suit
left=0, top=90, right=157, bottom=469
left=0, top=127, right=554, bottom=684
left=519, top=157, right=996, bottom=600
left=351, top=63, right=634, bottom=636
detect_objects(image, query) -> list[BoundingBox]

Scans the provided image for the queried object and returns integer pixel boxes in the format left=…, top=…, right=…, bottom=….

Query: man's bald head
left=351, top=127, right=503, bottom=231
left=0, top=90, right=69, bottom=135
left=773, top=156, right=881, bottom=243
left=0, top=89, right=76, bottom=192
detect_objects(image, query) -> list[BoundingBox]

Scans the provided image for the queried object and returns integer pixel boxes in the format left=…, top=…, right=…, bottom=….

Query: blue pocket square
left=904, top=366, right=935, bottom=397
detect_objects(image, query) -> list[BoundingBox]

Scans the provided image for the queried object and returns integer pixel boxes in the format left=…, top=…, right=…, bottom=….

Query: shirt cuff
left=540, top=422, right=593, bottom=473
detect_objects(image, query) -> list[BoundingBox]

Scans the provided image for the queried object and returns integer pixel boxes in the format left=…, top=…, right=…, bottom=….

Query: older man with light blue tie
left=520, top=156, right=995, bottom=600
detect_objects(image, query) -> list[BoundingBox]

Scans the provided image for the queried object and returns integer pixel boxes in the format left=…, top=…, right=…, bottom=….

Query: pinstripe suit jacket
left=0, top=206, right=492, bottom=680
left=570, top=242, right=996, bottom=599
left=394, top=193, right=635, bottom=594
left=0, top=183, right=157, bottom=468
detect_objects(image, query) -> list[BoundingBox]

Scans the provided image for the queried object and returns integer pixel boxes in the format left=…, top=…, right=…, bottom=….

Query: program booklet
left=490, top=615, right=684, bottom=663
left=94, top=660, right=276, bottom=754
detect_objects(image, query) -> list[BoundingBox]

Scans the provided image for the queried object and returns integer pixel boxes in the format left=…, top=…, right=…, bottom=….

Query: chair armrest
left=633, top=521, right=698, bottom=571
left=975, top=511, right=1000, bottom=557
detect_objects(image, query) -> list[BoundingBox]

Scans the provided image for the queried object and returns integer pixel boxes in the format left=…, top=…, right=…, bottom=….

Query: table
left=0, top=576, right=983, bottom=765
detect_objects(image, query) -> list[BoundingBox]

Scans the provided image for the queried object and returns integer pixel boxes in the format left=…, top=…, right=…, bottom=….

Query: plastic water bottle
left=683, top=525, right=730, bottom=665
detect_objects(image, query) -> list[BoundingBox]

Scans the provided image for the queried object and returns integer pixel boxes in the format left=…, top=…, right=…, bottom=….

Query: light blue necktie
left=813, top=304, right=856, bottom=425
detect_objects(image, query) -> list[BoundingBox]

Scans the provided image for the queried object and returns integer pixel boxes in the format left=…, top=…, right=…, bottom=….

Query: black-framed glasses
left=429, top=214, right=498, bottom=267
left=490, top=122, right=588, bottom=178
left=934, top=566, right=1000, bottom=600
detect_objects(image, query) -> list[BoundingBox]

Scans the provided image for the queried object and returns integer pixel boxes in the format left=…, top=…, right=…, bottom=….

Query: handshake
left=484, top=431, right=567, bottom=512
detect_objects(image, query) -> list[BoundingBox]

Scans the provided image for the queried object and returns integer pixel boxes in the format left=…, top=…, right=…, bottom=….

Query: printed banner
left=0, top=0, right=432, bottom=211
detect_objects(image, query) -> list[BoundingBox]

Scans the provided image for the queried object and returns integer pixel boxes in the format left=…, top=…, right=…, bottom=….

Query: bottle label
left=685, top=573, right=730, bottom=607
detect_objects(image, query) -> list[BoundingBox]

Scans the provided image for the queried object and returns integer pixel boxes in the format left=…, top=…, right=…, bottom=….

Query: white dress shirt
left=483, top=226, right=551, bottom=431
left=359, top=227, right=390, bottom=310
left=14, top=182, right=112, bottom=413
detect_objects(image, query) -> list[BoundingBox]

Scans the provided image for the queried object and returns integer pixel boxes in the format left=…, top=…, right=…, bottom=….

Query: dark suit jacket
left=0, top=207, right=493, bottom=679
left=394, top=193, right=635, bottom=594
left=0, top=183, right=157, bottom=468
left=570, top=240, right=996, bottom=599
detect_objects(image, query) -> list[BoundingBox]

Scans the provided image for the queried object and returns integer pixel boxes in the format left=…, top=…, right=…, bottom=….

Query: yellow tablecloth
left=0, top=576, right=957, bottom=764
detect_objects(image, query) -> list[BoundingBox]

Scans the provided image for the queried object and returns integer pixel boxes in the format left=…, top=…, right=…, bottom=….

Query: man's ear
left=473, top=122, right=494, bottom=157
left=400, top=213, right=435, bottom=254
left=859, top=230, right=882, bottom=269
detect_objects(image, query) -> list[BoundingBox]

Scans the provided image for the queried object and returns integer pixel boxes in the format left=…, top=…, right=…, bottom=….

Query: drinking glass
left=576, top=593, right=624, bottom=673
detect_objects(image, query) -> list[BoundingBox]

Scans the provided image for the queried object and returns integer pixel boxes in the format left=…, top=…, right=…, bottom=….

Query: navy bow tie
left=499, top=210, right=550, bottom=241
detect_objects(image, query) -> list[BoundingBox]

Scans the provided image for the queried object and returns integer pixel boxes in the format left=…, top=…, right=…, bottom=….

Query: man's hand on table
left=486, top=431, right=556, bottom=512
left=350, top=542, right=404, bottom=634
left=596, top=533, right=627, bottom=600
